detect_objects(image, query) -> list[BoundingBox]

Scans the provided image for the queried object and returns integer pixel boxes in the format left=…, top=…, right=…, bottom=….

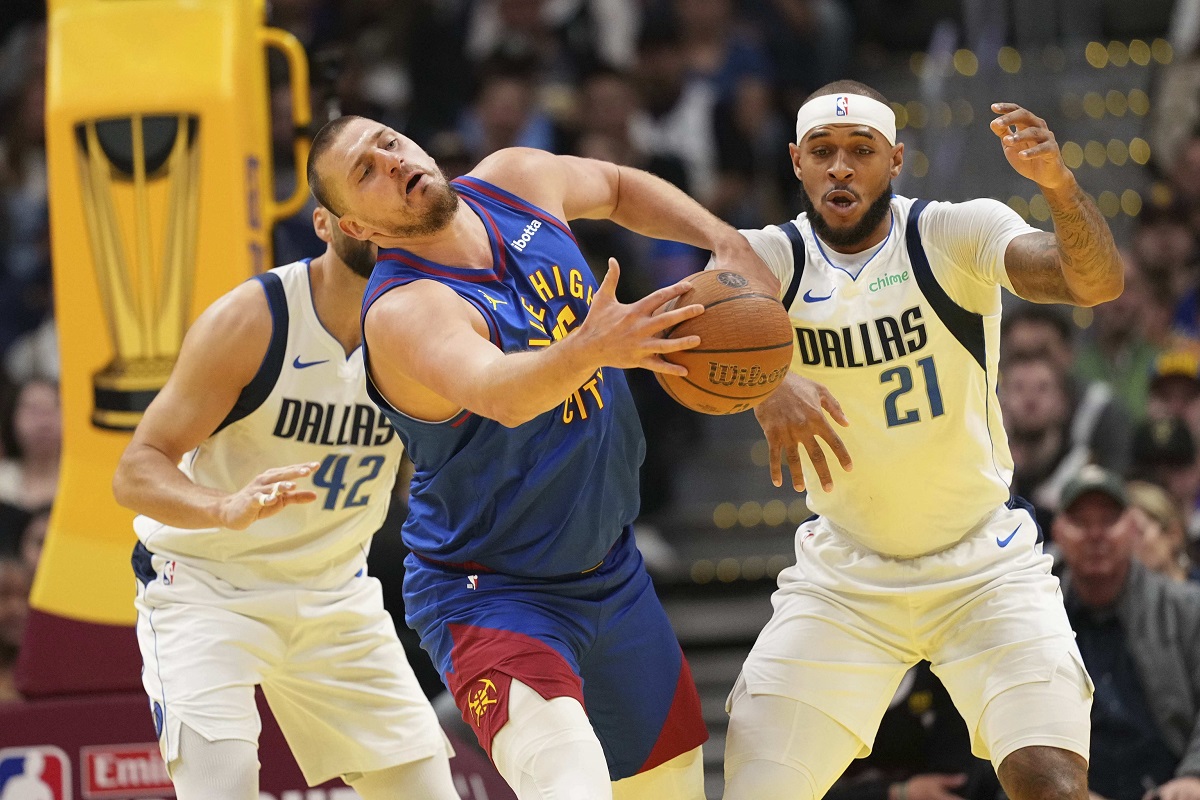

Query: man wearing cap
left=721, top=80, right=1124, bottom=800
left=1148, top=347, right=1200, bottom=446
left=1055, top=465, right=1200, bottom=800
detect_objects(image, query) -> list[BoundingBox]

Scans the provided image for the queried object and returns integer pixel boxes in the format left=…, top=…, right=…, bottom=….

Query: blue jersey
left=362, top=176, right=645, bottom=577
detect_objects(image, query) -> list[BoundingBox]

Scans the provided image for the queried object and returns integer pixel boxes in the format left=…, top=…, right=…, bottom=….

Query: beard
left=331, top=232, right=377, bottom=279
left=798, top=181, right=894, bottom=250
left=371, top=172, right=461, bottom=239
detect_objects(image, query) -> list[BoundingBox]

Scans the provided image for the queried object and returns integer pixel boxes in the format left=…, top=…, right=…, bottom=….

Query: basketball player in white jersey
left=720, top=81, right=1123, bottom=800
left=111, top=207, right=459, bottom=800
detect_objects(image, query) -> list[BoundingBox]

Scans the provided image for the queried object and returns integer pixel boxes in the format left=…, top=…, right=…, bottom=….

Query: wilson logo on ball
left=708, top=363, right=788, bottom=388
left=656, top=270, right=794, bottom=415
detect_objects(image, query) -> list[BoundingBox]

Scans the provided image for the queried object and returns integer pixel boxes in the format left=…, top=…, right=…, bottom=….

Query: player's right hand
left=217, top=461, right=321, bottom=530
left=575, top=258, right=704, bottom=375
left=754, top=372, right=852, bottom=492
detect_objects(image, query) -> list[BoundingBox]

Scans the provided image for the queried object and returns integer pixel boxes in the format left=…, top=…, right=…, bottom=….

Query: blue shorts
left=403, top=529, right=707, bottom=780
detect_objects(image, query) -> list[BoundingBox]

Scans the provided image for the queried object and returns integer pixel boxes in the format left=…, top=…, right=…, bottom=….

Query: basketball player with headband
left=718, top=81, right=1123, bottom=800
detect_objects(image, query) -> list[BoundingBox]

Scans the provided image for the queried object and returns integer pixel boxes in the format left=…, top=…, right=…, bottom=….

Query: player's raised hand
left=576, top=258, right=704, bottom=375
left=989, top=103, right=1073, bottom=191
left=218, top=461, right=321, bottom=530
left=754, top=372, right=851, bottom=492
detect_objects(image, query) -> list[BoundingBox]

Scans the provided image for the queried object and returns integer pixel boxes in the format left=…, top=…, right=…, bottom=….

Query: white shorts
left=731, top=502, right=1093, bottom=767
left=135, top=554, right=452, bottom=786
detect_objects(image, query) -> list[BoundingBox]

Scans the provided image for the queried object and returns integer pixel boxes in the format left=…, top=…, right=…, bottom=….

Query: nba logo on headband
left=836, top=96, right=849, bottom=116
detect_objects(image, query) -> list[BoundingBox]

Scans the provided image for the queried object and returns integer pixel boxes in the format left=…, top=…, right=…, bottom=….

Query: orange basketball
left=654, top=270, right=794, bottom=415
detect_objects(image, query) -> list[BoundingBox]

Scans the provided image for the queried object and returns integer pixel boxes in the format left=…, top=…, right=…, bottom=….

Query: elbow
left=111, top=462, right=134, bottom=510
left=1077, top=269, right=1125, bottom=307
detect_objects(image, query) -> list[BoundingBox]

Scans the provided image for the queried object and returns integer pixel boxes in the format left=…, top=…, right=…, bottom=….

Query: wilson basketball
left=655, top=271, right=794, bottom=415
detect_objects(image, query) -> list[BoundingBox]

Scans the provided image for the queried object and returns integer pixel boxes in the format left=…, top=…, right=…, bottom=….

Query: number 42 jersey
left=133, top=260, right=404, bottom=589
left=740, top=195, right=1041, bottom=557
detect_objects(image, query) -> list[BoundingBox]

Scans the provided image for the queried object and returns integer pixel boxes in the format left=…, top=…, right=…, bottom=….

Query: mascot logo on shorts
left=468, top=678, right=499, bottom=724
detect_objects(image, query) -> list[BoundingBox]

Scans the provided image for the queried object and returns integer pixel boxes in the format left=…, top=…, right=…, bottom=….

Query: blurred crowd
left=3, top=0, right=1200, bottom=794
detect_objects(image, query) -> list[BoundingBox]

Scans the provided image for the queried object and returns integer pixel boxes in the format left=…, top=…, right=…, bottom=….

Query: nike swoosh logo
left=803, top=289, right=834, bottom=303
left=293, top=356, right=329, bottom=369
left=996, top=524, right=1020, bottom=547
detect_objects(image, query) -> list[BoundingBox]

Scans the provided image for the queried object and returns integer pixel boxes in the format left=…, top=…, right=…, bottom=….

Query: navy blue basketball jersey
left=361, top=176, right=645, bottom=577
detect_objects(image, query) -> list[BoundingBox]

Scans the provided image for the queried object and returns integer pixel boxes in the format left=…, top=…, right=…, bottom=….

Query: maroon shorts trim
left=446, top=623, right=585, bottom=758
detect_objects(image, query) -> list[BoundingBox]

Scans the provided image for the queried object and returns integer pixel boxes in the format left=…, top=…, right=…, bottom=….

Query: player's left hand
left=989, top=103, right=1074, bottom=191
left=754, top=372, right=852, bottom=492
left=1149, top=777, right=1200, bottom=800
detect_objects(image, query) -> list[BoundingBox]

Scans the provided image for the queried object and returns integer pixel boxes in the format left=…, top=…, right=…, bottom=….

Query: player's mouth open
left=405, top=173, right=423, bottom=194
left=825, top=190, right=859, bottom=215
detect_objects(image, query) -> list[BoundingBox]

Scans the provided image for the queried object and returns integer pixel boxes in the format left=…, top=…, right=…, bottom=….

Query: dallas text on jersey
left=794, top=305, right=928, bottom=369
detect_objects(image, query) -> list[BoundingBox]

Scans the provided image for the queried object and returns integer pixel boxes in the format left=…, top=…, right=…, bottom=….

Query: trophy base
left=92, top=357, right=176, bottom=431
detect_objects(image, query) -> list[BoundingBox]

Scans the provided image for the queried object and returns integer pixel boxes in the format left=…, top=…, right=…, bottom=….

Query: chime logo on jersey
left=0, top=746, right=72, bottom=800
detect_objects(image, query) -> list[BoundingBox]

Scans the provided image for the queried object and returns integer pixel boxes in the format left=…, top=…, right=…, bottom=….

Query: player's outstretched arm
left=990, top=103, right=1123, bottom=307
left=753, top=372, right=852, bottom=493
left=365, top=259, right=703, bottom=428
left=473, top=148, right=780, bottom=294
left=112, top=281, right=319, bottom=530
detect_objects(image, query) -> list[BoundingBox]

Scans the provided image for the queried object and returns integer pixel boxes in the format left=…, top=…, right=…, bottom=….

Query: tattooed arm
left=990, top=103, right=1123, bottom=306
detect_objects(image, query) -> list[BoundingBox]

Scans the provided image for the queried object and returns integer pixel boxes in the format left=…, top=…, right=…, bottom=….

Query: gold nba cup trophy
left=76, top=114, right=202, bottom=430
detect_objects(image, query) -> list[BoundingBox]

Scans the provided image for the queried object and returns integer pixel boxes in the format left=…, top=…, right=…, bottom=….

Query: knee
left=997, top=746, right=1088, bottom=800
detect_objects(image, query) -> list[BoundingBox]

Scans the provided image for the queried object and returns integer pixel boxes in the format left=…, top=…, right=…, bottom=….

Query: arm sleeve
left=706, top=226, right=795, bottom=301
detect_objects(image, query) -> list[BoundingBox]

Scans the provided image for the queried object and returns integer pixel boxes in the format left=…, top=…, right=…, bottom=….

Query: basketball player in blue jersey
left=306, top=115, right=779, bottom=800
left=112, top=208, right=459, bottom=800
left=719, top=81, right=1124, bottom=800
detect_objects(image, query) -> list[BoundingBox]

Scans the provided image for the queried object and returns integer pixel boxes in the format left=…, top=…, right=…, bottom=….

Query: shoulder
left=467, top=148, right=563, bottom=207
left=914, top=197, right=1020, bottom=230
left=193, top=277, right=274, bottom=344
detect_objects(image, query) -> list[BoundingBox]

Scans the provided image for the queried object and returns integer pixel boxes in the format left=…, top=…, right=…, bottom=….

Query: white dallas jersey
left=742, top=195, right=1040, bottom=556
left=134, top=261, right=403, bottom=588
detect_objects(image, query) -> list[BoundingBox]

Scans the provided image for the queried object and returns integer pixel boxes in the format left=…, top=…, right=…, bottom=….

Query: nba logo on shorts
left=0, top=746, right=72, bottom=800
left=835, top=96, right=849, bottom=116
left=161, top=561, right=175, bottom=586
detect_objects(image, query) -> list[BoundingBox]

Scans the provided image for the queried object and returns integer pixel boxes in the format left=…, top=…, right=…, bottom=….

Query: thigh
left=737, top=522, right=916, bottom=747
left=265, top=575, right=450, bottom=787
left=925, top=513, right=1091, bottom=762
left=135, top=557, right=277, bottom=764
left=723, top=676, right=865, bottom=800
left=582, top=559, right=706, bottom=781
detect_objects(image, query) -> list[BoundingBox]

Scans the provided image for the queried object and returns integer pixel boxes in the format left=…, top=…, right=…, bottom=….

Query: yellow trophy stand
left=18, top=0, right=309, bottom=697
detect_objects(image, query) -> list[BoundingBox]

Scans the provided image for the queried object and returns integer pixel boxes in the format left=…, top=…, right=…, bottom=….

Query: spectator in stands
left=1126, top=479, right=1194, bottom=583
left=1054, top=465, right=1200, bottom=800
left=1147, top=347, right=1200, bottom=445
left=459, top=58, right=561, bottom=162
left=1001, top=303, right=1133, bottom=479
left=752, top=0, right=855, bottom=111
left=0, top=24, right=51, bottom=358
left=629, top=24, right=719, bottom=205
left=1000, top=351, right=1073, bottom=531
left=0, top=378, right=60, bottom=511
left=825, top=661, right=1000, bottom=800
left=1134, top=197, right=1198, bottom=313
left=1129, top=416, right=1200, bottom=552
left=17, top=505, right=46, bottom=574
left=673, top=0, right=774, bottom=104
left=1074, top=250, right=1164, bottom=419
left=0, top=554, right=30, bottom=701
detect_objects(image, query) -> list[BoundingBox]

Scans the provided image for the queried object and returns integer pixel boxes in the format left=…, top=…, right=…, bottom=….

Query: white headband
left=795, top=93, right=897, bottom=146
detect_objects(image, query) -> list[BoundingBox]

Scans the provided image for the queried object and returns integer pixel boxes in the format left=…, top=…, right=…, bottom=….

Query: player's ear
left=338, top=216, right=370, bottom=241
left=788, top=142, right=803, bottom=181
left=312, top=206, right=333, bottom=244
left=891, top=142, right=904, bottom=179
